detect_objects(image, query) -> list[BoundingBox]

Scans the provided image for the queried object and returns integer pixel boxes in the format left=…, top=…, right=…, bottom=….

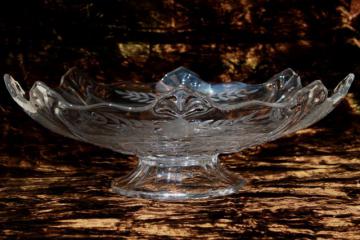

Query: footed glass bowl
left=4, top=67, right=354, bottom=200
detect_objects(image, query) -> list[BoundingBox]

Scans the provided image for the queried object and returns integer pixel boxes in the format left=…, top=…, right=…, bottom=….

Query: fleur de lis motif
left=153, top=88, right=212, bottom=119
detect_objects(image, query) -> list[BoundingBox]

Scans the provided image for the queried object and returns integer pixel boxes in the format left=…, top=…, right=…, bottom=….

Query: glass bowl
left=4, top=67, right=354, bottom=200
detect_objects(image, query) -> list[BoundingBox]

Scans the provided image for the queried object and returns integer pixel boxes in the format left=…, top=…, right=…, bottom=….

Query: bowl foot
left=111, top=155, right=244, bottom=200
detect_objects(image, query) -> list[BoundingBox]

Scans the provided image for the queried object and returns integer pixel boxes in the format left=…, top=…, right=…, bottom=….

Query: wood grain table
left=1, top=1, right=360, bottom=239
left=1, top=84, right=360, bottom=239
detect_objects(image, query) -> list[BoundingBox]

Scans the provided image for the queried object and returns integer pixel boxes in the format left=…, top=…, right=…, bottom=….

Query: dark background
left=0, top=1, right=360, bottom=239
left=1, top=0, right=359, bottom=87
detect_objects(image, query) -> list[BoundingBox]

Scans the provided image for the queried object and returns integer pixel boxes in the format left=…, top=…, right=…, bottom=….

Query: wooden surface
left=1, top=1, right=360, bottom=239
left=1, top=104, right=360, bottom=239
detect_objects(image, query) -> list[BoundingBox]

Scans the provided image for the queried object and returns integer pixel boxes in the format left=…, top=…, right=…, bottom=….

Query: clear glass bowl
left=4, top=67, right=354, bottom=200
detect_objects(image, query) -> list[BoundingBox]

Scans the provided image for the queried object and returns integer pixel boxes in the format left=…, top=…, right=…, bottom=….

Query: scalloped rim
left=3, top=68, right=354, bottom=114
left=157, top=67, right=302, bottom=94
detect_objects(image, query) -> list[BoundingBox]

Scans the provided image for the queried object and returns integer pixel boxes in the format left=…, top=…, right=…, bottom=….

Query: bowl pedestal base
left=111, top=155, right=245, bottom=200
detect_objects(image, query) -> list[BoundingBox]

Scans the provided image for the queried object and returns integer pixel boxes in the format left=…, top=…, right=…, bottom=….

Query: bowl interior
left=47, top=67, right=318, bottom=155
